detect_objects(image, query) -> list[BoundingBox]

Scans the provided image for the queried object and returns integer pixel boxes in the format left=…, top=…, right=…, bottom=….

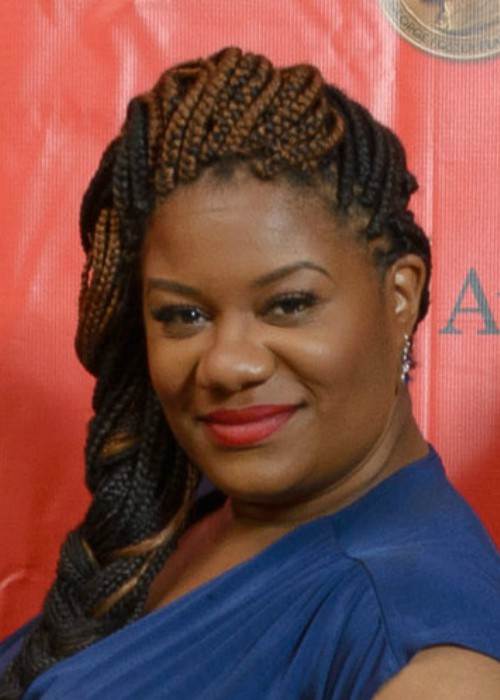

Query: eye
left=149, top=290, right=320, bottom=336
left=263, top=290, right=320, bottom=319
left=150, top=304, right=208, bottom=332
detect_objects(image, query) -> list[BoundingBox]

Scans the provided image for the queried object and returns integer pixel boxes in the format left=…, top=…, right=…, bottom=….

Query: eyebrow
left=146, top=261, right=332, bottom=299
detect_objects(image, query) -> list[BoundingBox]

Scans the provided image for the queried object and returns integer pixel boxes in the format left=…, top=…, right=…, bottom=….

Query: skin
left=375, top=646, right=500, bottom=699
left=141, top=164, right=428, bottom=603
left=140, top=166, right=500, bottom=694
left=142, top=167, right=427, bottom=520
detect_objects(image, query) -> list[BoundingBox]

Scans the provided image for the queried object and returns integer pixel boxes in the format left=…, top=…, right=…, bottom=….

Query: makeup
left=201, top=406, right=299, bottom=447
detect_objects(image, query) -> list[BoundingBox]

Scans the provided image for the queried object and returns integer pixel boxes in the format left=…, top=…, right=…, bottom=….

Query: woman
left=1, top=46, right=499, bottom=698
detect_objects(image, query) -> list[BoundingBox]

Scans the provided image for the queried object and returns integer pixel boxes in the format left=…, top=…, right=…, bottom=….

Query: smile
left=202, top=407, right=299, bottom=447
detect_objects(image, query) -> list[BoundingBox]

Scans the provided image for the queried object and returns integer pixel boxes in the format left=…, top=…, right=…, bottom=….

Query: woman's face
left=141, top=168, right=408, bottom=507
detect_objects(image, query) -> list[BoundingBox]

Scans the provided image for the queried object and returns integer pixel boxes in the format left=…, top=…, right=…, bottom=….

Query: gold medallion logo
left=380, top=0, right=500, bottom=60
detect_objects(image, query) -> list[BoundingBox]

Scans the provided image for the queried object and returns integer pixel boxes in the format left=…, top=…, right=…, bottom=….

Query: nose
left=195, top=315, right=276, bottom=393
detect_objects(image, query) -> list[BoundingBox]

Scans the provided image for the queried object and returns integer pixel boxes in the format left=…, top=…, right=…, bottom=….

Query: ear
left=384, top=254, right=428, bottom=335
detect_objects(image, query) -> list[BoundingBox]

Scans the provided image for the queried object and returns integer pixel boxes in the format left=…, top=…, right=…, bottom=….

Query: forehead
left=142, top=168, right=374, bottom=283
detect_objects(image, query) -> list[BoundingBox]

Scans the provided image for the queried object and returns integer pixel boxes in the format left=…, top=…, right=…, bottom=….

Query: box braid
left=0, top=46, right=431, bottom=698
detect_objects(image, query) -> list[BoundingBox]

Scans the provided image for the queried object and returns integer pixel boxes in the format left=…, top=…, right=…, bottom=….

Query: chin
left=203, top=464, right=313, bottom=506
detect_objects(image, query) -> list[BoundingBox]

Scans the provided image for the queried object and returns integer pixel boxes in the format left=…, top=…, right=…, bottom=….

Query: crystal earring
left=400, top=333, right=411, bottom=383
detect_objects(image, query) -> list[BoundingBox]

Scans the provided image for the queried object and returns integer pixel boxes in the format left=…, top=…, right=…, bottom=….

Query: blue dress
left=2, top=445, right=500, bottom=699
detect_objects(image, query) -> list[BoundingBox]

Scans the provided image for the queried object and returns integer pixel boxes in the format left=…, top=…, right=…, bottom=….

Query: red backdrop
left=1, top=1, right=499, bottom=637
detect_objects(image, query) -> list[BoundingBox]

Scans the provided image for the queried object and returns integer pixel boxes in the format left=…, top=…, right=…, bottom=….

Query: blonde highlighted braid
left=0, top=46, right=430, bottom=698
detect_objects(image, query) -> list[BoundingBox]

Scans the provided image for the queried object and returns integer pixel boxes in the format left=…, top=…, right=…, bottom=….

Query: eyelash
left=150, top=290, right=320, bottom=330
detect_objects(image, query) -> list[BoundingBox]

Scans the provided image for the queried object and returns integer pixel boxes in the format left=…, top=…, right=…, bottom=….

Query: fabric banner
left=1, top=0, right=499, bottom=637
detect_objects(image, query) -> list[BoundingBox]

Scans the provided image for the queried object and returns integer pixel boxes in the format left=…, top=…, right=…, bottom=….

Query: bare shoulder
left=374, top=646, right=500, bottom=699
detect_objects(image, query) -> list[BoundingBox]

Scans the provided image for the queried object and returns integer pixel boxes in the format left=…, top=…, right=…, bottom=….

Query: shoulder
left=353, top=538, right=500, bottom=665
left=328, top=448, right=500, bottom=666
left=374, top=646, right=500, bottom=699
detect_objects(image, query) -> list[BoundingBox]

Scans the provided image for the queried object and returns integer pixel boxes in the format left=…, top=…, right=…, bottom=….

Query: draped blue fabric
left=2, top=445, right=500, bottom=698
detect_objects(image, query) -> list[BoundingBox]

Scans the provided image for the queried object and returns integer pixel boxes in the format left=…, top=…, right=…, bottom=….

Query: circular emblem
left=380, top=0, right=500, bottom=60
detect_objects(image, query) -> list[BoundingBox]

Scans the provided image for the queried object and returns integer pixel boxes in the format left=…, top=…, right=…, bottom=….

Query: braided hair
left=0, top=46, right=431, bottom=698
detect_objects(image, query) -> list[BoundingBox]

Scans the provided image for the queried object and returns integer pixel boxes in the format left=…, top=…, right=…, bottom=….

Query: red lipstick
left=200, top=404, right=300, bottom=447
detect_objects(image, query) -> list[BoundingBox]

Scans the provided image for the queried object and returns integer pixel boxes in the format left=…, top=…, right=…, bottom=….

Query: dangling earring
left=400, top=333, right=411, bottom=383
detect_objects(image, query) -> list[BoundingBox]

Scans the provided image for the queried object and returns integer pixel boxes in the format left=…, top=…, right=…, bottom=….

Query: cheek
left=298, top=311, right=396, bottom=423
left=145, top=334, right=190, bottom=405
left=291, top=318, right=385, bottom=384
left=297, top=319, right=397, bottom=480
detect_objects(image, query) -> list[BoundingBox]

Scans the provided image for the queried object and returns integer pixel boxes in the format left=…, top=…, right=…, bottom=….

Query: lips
left=201, top=404, right=299, bottom=424
left=200, top=405, right=300, bottom=446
